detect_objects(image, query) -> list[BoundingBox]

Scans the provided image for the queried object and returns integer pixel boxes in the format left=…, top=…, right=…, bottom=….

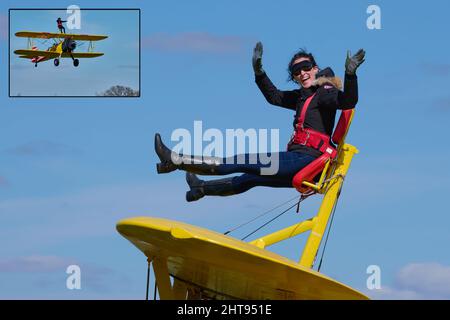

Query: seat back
left=332, top=109, right=354, bottom=146
left=292, top=109, right=355, bottom=193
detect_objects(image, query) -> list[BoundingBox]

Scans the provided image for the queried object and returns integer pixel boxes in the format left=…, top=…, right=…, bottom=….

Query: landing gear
left=70, top=53, right=79, bottom=67
left=54, top=58, right=59, bottom=66
left=34, top=62, right=37, bottom=67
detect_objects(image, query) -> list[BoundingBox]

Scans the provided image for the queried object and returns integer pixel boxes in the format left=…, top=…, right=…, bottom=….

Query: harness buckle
left=300, top=130, right=310, bottom=146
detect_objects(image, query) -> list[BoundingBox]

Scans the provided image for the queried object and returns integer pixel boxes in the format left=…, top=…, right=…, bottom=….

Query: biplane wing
left=14, top=49, right=60, bottom=59
left=15, top=31, right=108, bottom=41
left=117, top=217, right=369, bottom=300
left=61, top=52, right=104, bottom=58
left=14, top=50, right=103, bottom=59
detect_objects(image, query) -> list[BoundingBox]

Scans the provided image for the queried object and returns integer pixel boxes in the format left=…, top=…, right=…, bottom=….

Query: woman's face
left=292, top=57, right=319, bottom=88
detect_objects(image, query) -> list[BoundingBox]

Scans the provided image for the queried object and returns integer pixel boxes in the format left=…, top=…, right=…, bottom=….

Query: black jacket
left=255, top=68, right=358, bottom=157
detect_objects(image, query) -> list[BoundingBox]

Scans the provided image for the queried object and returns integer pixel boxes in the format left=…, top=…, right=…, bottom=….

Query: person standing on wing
left=154, top=42, right=365, bottom=202
left=56, top=17, right=67, bottom=34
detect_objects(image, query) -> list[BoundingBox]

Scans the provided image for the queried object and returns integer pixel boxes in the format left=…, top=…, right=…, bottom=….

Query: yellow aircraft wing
left=61, top=52, right=104, bottom=58
left=14, top=49, right=60, bottom=59
left=117, top=217, right=369, bottom=300
left=15, top=31, right=108, bottom=41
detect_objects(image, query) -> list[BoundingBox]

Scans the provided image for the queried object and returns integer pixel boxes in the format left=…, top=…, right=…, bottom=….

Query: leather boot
left=155, top=133, right=177, bottom=173
left=155, top=133, right=223, bottom=174
left=185, top=172, right=235, bottom=202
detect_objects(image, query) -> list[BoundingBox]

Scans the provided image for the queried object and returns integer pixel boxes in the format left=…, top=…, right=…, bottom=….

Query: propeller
left=62, top=38, right=77, bottom=52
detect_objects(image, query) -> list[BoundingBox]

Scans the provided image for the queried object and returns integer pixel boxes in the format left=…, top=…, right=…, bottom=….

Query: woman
left=155, top=42, right=365, bottom=202
left=56, top=17, right=67, bottom=34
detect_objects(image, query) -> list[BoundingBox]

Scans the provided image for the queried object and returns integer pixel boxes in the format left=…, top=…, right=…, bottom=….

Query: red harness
left=288, top=93, right=337, bottom=158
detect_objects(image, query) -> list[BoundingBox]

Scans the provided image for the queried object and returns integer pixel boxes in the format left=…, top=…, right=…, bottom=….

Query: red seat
left=292, top=109, right=354, bottom=193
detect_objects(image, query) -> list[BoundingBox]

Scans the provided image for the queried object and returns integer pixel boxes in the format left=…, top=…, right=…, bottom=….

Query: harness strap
left=288, top=93, right=337, bottom=158
left=298, top=93, right=316, bottom=129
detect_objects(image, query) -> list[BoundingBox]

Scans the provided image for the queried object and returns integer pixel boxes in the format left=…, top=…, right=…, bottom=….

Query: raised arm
left=318, top=49, right=365, bottom=110
left=339, top=49, right=365, bottom=108
left=252, top=42, right=298, bottom=111
left=337, top=73, right=358, bottom=109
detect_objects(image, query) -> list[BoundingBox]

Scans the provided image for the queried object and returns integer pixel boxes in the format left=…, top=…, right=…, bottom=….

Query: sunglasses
left=291, top=61, right=314, bottom=76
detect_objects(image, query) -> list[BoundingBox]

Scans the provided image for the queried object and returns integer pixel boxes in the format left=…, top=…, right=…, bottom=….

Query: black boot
left=185, top=172, right=205, bottom=201
left=155, top=133, right=223, bottom=174
left=185, top=172, right=235, bottom=202
left=155, top=133, right=178, bottom=173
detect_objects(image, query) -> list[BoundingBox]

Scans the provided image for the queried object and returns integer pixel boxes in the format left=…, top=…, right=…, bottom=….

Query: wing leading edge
left=14, top=50, right=104, bottom=59
left=15, top=31, right=108, bottom=41
left=61, top=52, right=104, bottom=58
left=14, top=49, right=60, bottom=59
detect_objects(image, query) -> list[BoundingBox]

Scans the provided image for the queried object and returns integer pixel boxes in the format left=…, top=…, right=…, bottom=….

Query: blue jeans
left=208, top=152, right=316, bottom=194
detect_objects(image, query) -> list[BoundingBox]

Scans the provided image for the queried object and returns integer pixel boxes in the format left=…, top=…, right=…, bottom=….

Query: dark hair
left=287, top=49, right=318, bottom=82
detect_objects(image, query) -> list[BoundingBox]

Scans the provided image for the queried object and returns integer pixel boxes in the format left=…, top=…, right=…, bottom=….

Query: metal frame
left=88, top=40, right=95, bottom=53
left=249, top=143, right=358, bottom=268
left=27, top=37, right=33, bottom=49
left=148, top=143, right=359, bottom=298
left=148, top=110, right=358, bottom=297
left=249, top=110, right=357, bottom=268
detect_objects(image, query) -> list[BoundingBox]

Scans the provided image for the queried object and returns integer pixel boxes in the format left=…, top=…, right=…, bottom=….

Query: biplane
left=14, top=31, right=108, bottom=67
left=117, top=108, right=369, bottom=300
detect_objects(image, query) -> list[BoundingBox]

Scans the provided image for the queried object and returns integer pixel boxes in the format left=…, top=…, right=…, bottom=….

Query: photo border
left=8, top=8, right=141, bottom=98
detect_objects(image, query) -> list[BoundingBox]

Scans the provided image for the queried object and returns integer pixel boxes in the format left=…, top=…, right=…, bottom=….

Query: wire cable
left=145, top=259, right=150, bottom=300
left=317, top=183, right=343, bottom=272
left=241, top=199, right=303, bottom=241
left=223, top=194, right=300, bottom=235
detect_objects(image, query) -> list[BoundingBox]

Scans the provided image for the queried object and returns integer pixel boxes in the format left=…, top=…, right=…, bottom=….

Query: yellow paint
left=14, top=30, right=106, bottom=64
left=116, top=109, right=367, bottom=300
left=14, top=49, right=59, bottom=59
left=15, top=31, right=108, bottom=41
left=249, top=218, right=315, bottom=249
left=299, top=144, right=359, bottom=268
left=117, top=217, right=368, bottom=300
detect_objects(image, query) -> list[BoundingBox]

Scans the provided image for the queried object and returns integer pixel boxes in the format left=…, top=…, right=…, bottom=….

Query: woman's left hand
left=345, top=49, right=366, bottom=75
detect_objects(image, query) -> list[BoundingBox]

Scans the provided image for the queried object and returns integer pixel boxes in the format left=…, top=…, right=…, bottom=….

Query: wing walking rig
left=14, top=31, right=108, bottom=67
left=117, top=109, right=370, bottom=300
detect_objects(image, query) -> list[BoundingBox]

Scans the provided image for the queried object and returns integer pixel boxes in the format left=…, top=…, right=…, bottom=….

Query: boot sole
left=186, top=190, right=204, bottom=202
left=156, top=162, right=176, bottom=174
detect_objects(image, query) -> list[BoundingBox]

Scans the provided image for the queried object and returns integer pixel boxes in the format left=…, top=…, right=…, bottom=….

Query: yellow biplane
left=117, top=109, right=369, bottom=300
left=14, top=31, right=108, bottom=67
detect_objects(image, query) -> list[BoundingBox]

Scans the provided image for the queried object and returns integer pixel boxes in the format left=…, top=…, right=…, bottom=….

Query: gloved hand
left=252, top=42, right=265, bottom=76
left=345, top=49, right=365, bottom=75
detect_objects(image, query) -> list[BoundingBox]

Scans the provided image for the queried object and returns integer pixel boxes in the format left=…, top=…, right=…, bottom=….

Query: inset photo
left=9, top=8, right=140, bottom=97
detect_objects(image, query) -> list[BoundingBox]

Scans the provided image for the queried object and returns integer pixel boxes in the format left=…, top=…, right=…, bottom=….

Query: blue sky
left=1, top=0, right=450, bottom=299
left=9, top=8, right=139, bottom=96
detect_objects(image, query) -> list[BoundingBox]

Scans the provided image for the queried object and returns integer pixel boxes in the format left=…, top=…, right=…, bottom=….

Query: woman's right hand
left=252, top=42, right=265, bottom=75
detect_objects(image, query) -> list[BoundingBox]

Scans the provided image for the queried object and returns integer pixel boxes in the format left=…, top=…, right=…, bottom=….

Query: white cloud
left=0, top=255, right=132, bottom=295
left=366, top=262, right=450, bottom=300
left=4, top=140, right=81, bottom=157
left=0, top=181, right=298, bottom=298
left=366, top=285, right=423, bottom=300
left=396, top=263, right=450, bottom=298
left=0, top=255, right=75, bottom=273
left=143, top=32, right=248, bottom=55
left=0, top=178, right=301, bottom=254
